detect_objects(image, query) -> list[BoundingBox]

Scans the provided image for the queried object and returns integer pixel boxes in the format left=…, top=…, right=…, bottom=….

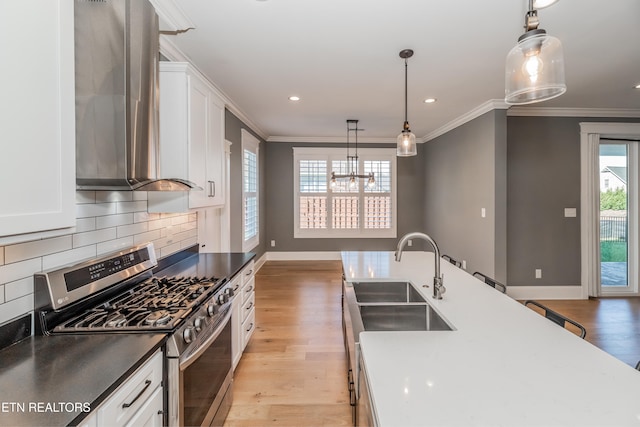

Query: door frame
left=580, top=122, right=640, bottom=297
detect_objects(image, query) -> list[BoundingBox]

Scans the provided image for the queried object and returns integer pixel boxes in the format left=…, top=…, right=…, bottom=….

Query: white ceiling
left=161, top=0, right=640, bottom=142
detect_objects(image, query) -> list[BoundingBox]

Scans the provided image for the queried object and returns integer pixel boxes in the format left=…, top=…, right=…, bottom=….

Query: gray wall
left=264, top=142, right=425, bottom=252
left=423, top=110, right=507, bottom=282
left=225, top=109, right=267, bottom=258
left=506, top=116, right=639, bottom=286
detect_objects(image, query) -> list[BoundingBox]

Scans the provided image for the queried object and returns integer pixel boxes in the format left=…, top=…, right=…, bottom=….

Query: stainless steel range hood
left=75, top=0, right=198, bottom=191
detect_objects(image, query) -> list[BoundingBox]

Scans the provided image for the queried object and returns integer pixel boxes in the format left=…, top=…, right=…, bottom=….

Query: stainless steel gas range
left=34, top=242, right=235, bottom=427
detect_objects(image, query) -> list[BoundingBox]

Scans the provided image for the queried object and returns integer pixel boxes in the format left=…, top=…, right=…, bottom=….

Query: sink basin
left=359, top=303, right=453, bottom=331
left=352, top=281, right=426, bottom=303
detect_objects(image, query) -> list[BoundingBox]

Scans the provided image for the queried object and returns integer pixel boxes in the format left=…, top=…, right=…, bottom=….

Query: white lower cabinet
left=232, top=260, right=256, bottom=370
left=88, top=349, right=163, bottom=427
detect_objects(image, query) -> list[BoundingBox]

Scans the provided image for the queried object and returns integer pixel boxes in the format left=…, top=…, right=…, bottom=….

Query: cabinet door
left=124, top=387, right=163, bottom=427
left=186, top=75, right=211, bottom=209
left=0, top=0, right=76, bottom=237
left=205, top=97, right=225, bottom=206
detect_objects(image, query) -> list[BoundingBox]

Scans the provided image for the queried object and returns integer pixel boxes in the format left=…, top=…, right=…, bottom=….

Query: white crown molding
left=158, top=37, right=269, bottom=141
left=266, top=136, right=395, bottom=144
left=149, top=0, right=195, bottom=33
left=507, top=107, right=640, bottom=118
left=422, top=99, right=510, bottom=143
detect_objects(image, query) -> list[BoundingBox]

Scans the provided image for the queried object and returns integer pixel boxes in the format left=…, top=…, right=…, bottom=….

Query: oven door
left=179, top=308, right=233, bottom=427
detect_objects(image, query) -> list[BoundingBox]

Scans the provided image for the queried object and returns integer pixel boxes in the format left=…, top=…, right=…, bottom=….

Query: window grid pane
left=364, top=160, right=391, bottom=193
left=244, top=150, right=257, bottom=193
left=245, top=195, right=258, bottom=239
left=300, top=196, right=327, bottom=229
left=300, top=160, right=327, bottom=193
left=332, top=197, right=359, bottom=229
left=365, top=196, right=392, bottom=229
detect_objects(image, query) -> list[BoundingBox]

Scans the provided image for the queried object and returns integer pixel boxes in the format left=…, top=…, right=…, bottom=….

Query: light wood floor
left=225, top=261, right=351, bottom=426
left=225, top=261, right=640, bottom=426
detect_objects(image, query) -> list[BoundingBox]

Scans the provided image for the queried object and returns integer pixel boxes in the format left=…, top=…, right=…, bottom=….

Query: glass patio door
left=598, top=142, right=638, bottom=295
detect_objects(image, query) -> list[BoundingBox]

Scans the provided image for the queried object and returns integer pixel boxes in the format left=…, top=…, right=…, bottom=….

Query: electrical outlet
left=481, top=208, right=486, bottom=218
left=408, top=239, right=413, bottom=247
left=270, top=240, right=276, bottom=247
left=462, top=260, right=467, bottom=270
left=535, top=269, right=542, bottom=279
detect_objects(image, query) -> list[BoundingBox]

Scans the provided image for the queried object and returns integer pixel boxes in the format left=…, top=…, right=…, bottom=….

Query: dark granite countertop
left=156, top=252, right=256, bottom=281
left=0, top=333, right=165, bottom=426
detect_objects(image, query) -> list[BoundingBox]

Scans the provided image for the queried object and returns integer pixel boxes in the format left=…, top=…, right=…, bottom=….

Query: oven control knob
left=193, top=316, right=205, bottom=332
left=217, top=294, right=229, bottom=305
left=183, top=327, right=195, bottom=344
left=225, top=287, right=235, bottom=297
left=207, top=303, right=217, bottom=317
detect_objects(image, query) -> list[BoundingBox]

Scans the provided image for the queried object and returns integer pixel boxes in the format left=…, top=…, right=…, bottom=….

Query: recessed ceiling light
left=635, top=84, right=640, bottom=89
left=533, top=0, right=559, bottom=8
left=424, top=98, right=437, bottom=104
left=288, top=96, right=300, bottom=101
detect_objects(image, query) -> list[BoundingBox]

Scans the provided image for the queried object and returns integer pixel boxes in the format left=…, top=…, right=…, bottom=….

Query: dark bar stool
left=472, top=271, right=507, bottom=294
left=524, top=300, right=587, bottom=339
left=441, top=254, right=462, bottom=268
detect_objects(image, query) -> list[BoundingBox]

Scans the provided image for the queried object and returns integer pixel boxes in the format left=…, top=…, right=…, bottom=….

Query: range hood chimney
left=75, top=0, right=198, bottom=191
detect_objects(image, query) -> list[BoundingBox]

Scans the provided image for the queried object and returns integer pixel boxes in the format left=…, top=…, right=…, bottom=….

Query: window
left=242, top=130, right=259, bottom=251
left=293, top=147, right=397, bottom=238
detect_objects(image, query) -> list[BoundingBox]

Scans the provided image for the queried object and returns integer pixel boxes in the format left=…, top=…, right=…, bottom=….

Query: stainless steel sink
left=352, top=281, right=426, bottom=303
left=359, top=303, right=453, bottom=331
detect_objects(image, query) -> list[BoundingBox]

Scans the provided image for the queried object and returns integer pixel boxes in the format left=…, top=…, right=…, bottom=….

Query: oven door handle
left=180, top=308, right=232, bottom=371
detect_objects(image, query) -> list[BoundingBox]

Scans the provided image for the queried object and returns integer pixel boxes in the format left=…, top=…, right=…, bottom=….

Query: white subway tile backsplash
left=5, top=277, right=33, bottom=302
left=0, top=295, right=34, bottom=325
left=116, top=200, right=147, bottom=214
left=96, top=213, right=134, bottom=229
left=97, top=236, right=135, bottom=256
left=42, top=245, right=97, bottom=271
left=75, top=217, right=96, bottom=233
left=75, top=191, right=96, bottom=204
left=73, top=228, right=117, bottom=248
left=117, top=222, right=148, bottom=238
left=5, top=236, right=72, bottom=264
left=0, top=258, right=41, bottom=285
left=0, top=190, right=201, bottom=329
left=133, top=229, right=162, bottom=245
left=76, top=203, right=117, bottom=219
left=95, top=191, right=133, bottom=203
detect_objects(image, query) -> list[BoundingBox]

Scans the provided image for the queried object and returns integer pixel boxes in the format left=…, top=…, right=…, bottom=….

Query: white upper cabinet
left=0, top=0, right=76, bottom=238
left=148, top=62, right=225, bottom=212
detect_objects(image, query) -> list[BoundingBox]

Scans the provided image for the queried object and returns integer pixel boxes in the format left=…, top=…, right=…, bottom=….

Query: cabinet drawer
left=240, top=260, right=255, bottom=286
left=242, top=307, right=256, bottom=348
left=242, top=276, right=255, bottom=304
left=97, top=350, right=163, bottom=426
left=124, top=386, right=163, bottom=427
left=241, top=292, right=255, bottom=323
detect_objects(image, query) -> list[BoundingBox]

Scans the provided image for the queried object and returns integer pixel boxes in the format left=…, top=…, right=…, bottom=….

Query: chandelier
left=330, top=119, right=375, bottom=191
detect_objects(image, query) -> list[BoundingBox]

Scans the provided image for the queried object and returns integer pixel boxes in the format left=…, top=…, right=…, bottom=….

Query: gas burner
left=105, top=312, right=127, bottom=328
left=185, top=284, right=204, bottom=299
left=144, top=310, right=172, bottom=326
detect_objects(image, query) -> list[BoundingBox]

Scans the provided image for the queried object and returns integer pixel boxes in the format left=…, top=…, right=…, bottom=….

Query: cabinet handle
left=245, top=269, right=253, bottom=276
left=208, top=180, right=215, bottom=197
left=122, top=379, right=152, bottom=409
left=233, top=284, right=240, bottom=292
left=246, top=286, right=253, bottom=293
left=246, top=322, right=254, bottom=332
left=246, top=302, right=253, bottom=311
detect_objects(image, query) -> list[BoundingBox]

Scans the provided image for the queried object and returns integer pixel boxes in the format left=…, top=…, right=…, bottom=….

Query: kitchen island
left=342, top=251, right=640, bottom=426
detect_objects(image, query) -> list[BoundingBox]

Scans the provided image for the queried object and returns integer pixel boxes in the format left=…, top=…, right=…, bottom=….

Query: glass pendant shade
left=397, top=129, right=417, bottom=156
left=505, top=29, right=566, bottom=104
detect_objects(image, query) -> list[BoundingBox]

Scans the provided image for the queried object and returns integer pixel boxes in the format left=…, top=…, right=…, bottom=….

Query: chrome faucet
left=395, top=232, right=446, bottom=299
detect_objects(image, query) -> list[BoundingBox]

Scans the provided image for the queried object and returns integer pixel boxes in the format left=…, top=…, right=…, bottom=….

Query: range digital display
left=64, top=248, right=151, bottom=292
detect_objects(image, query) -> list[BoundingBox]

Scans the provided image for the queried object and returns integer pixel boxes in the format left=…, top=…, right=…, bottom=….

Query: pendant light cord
left=404, top=58, right=408, bottom=124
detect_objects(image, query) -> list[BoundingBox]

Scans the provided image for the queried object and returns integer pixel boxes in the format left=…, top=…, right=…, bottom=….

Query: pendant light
left=397, top=49, right=417, bottom=157
left=330, top=120, right=375, bottom=191
left=505, top=0, right=566, bottom=104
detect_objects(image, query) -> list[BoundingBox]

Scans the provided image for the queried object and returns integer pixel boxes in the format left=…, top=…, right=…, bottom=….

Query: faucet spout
left=395, top=232, right=446, bottom=299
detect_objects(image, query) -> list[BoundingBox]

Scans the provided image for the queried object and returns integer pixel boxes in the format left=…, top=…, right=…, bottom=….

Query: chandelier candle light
left=504, top=0, right=565, bottom=104
left=397, top=49, right=417, bottom=157
left=330, top=119, right=375, bottom=191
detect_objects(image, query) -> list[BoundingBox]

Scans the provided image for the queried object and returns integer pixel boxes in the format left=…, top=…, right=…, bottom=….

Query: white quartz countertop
left=341, top=251, right=640, bottom=427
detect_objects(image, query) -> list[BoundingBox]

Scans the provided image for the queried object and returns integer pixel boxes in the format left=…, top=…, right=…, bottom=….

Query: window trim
left=242, top=129, right=260, bottom=252
left=293, top=147, right=397, bottom=239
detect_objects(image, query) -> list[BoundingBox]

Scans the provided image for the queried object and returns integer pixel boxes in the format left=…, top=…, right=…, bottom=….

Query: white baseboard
left=265, top=251, right=342, bottom=261
left=506, top=285, right=588, bottom=300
